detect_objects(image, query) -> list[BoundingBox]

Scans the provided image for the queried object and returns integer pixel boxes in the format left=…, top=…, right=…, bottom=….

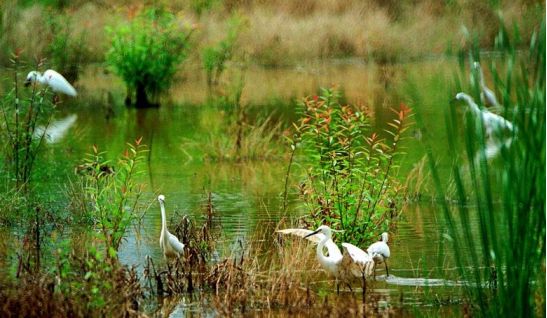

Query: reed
left=427, top=17, right=545, bottom=317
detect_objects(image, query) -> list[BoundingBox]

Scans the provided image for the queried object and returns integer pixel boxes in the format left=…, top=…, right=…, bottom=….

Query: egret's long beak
left=304, top=228, right=321, bottom=238
left=24, top=80, right=32, bottom=87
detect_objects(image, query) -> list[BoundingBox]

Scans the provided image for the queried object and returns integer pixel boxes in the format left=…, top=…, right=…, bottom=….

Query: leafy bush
left=287, top=86, right=413, bottom=246
left=106, top=8, right=193, bottom=108
left=70, top=139, right=147, bottom=257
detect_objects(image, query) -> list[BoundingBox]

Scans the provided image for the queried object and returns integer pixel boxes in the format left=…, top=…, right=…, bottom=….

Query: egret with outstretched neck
left=277, top=225, right=375, bottom=294
left=367, top=232, right=391, bottom=278
left=473, top=62, right=499, bottom=109
left=24, top=69, right=77, bottom=97
left=455, top=92, right=514, bottom=137
left=158, top=195, right=184, bottom=260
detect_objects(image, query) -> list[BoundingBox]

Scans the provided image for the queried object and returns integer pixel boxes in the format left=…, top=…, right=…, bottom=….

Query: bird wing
left=168, top=233, right=185, bottom=254
left=342, top=243, right=375, bottom=278
left=276, top=228, right=342, bottom=258
left=44, top=69, right=77, bottom=96
left=367, top=241, right=391, bottom=259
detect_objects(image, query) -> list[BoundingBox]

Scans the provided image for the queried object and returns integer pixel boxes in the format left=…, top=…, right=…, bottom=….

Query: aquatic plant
left=288, top=85, right=413, bottom=246
left=201, top=14, right=243, bottom=87
left=43, top=7, right=89, bottom=84
left=105, top=7, right=193, bottom=108
left=69, top=139, right=147, bottom=257
left=0, top=53, right=57, bottom=188
left=428, top=17, right=545, bottom=317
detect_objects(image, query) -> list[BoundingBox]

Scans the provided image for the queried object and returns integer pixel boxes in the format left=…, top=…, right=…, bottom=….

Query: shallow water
left=3, top=59, right=494, bottom=315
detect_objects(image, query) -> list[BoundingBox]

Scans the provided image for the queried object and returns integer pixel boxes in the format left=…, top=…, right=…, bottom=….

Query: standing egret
left=158, top=195, right=185, bottom=260
left=24, top=70, right=77, bottom=97
left=455, top=92, right=514, bottom=138
left=473, top=62, right=500, bottom=109
left=277, top=225, right=375, bottom=294
left=367, top=232, right=391, bottom=278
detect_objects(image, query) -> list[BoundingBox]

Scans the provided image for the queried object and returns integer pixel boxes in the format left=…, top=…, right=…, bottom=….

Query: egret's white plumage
left=367, top=232, right=391, bottom=277
left=455, top=92, right=514, bottom=137
left=473, top=62, right=500, bottom=109
left=277, top=225, right=375, bottom=293
left=158, top=195, right=185, bottom=260
left=24, top=70, right=77, bottom=96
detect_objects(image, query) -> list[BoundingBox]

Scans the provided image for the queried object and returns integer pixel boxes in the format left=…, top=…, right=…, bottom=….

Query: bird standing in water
left=277, top=225, right=375, bottom=294
left=158, top=195, right=185, bottom=261
left=367, top=232, right=391, bottom=278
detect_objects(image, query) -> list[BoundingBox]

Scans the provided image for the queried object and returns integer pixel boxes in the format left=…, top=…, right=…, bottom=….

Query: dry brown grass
left=0, top=0, right=541, bottom=66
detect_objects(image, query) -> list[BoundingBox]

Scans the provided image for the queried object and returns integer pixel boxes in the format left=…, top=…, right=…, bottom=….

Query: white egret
left=367, top=232, right=391, bottom=277
left=473, top=62, right=500, bottom=109
left=158, top=195, right=185, bottom=260
left=277, top=225, right=375, bottom=294
left=24, top=70, right=77, bottom=97
left=455, top=92, right=514, bottom=137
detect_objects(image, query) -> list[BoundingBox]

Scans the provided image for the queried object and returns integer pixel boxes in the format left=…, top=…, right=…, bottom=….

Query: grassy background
left=0, top=0, right=544, bottom=68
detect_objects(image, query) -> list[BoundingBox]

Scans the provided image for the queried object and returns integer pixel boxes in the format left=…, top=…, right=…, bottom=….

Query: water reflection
left=34, top=114, right=78, bottom=144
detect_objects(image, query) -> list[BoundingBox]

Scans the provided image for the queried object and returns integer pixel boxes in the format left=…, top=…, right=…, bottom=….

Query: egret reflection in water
left=33, top=114, right=78, bottom=144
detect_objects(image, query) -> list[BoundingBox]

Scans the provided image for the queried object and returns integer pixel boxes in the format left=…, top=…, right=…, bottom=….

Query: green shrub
left=106, top=8, right=193, bottom=108
left=287, top=86, right=413, bottom=246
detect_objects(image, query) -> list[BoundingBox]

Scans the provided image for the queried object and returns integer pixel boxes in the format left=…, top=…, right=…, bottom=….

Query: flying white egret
left=367, top=232, right=391, bottom=278
left=455, top=92, right=514, bottom=138
left=277, top=225, right=375, bottom=294
left=473, top=62, right=500, bottom=109
left=158, top=195, right=185, bottom=260
left=24, top=70, right=77, bottom=97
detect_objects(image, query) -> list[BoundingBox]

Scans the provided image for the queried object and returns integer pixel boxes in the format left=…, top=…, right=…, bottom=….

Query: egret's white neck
left=317, top=231, right=331, bottom=258
left=160, top=202, right=168, bottom=238
left=460, top=94, right=481, bottom=115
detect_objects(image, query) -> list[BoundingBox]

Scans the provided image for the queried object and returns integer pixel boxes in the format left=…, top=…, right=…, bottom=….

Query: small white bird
left=158, top=195, right=185, bottom=260
left=367, top=232, right=391, bottom=278
left=455, top=92, right=514, bottom=138
left=24, top=69, right=77, bottom=97
left=277, top=225, right=375, bottom=294
left=473, top=62, right=500, bottom=109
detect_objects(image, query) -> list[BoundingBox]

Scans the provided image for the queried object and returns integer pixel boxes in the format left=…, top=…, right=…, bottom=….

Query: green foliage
left=429, top=17, right=545, bottom=317
left=72, top=139, right=147, bottom=257
left=105, top=8, right=193, bottom=106
left=201, top=14, right=243, bottom=87
left=189, top=0, right=220, bottom=17
left=0, top=54, right=57, bottom=188
left=289, top=85, right=413, bottom=246
left=43, top=7, right=88, bottom=83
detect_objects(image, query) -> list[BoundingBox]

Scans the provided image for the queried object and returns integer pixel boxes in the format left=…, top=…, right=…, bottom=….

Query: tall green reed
left=1, top=53, right=57, bottom=188
left=428, top=18, right=545, bottom=317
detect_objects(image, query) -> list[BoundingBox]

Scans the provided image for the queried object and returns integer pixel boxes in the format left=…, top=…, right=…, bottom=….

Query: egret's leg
left=346, top=282, right=353, bottom=292
left=362, top=272, right=367, bottom=295
left=337, top=281, right=340, bottom=295
left=385, top=261, right=389, bottom=277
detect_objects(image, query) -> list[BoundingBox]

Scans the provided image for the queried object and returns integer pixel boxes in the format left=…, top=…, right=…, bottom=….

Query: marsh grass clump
left=186, top=75, right=286, bottom=161
left=428, top=17, right=546, bottom=317
left=286, top=85, right=413, bottom=246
